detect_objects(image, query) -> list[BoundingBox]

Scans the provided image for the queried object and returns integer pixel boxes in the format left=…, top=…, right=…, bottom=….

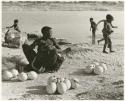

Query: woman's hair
left=41, top=26, right=52, bottom=37
left=14, top=19, right=18, bottom=23
left=106, top=14, right=113, bottom=21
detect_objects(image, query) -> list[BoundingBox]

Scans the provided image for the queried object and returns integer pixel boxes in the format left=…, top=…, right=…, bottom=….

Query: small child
left=96, top=14, right=117, bottom=53
left=6, top=19, right=21, bottom=32
left=90, top=18, right=97, bottom=44
left=3, top=19, right=21, bottom=48
left=22, top=26, right=64, bottom=73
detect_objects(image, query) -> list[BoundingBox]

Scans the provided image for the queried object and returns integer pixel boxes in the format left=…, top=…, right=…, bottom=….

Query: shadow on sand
left=70, top=68, right=96, bottom=76
left=25, top=85, right=47, bottom=95
left=2, top=79, right=20, bottom=83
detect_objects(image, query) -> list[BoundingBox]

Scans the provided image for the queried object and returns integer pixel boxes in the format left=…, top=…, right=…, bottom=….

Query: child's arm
left=111, top=23, right=118, bottom=28
left=52, top=38, right=61, bottom=49
left=6, top=24, right=14, bottom=29
left=96, top=20, right=105, bottom=27
left=49, top=38, right=62, bottom=53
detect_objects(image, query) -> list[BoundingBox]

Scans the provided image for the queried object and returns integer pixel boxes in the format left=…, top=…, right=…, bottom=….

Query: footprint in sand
left=111, top=80, right=124, bottom=89
left=97, top=77, right=106, bottom=83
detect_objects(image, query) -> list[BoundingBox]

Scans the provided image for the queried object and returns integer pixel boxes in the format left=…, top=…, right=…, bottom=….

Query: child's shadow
left=70, top=69, right=96, bottom=76
left=25, top=85, right=47, bottom=95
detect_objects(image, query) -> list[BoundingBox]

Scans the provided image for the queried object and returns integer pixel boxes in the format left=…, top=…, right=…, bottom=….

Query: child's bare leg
left=103, top=34, right=108, bottom=54
left=97, top=38, right=104, bottom=45
left=92, top=30, right=96, bottom=44
left=108, top=37, right=114, bottom=52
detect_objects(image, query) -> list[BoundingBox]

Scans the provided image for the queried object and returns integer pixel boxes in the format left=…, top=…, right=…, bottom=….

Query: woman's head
left=41, top=26, right=52, bottom=38
left=106, top=14, right=114, bottom=22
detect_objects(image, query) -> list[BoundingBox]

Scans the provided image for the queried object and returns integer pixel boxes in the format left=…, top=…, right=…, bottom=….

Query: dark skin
left=28, top=29, right=62, bottom=53
left=90, top=19, right=97, bottom=44
left=90, top=19, right=97, bottom=31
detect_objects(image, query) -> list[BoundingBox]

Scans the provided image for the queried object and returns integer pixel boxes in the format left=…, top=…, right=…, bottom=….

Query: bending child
left=96, top=14, right=117, bottom=53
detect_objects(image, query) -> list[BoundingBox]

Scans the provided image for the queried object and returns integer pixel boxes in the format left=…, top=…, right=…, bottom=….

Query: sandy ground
left=2, top=1, right=124, bottom=100
left=2, top=41, right=124, bottom=100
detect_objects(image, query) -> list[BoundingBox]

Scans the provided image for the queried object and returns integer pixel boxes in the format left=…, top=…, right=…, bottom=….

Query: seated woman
left=22, top=26, right=64, bottom=73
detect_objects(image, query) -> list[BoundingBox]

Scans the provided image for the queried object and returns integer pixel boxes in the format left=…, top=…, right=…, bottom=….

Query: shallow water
left=2, top=11, right=124, bottom=43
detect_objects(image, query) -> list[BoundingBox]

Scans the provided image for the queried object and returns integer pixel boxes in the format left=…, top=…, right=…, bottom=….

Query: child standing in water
left=96, top=14, right=117, bottom=53
left=22, top=26, right=64, bottom=73
left=90, top=18, right=97, bottom=45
